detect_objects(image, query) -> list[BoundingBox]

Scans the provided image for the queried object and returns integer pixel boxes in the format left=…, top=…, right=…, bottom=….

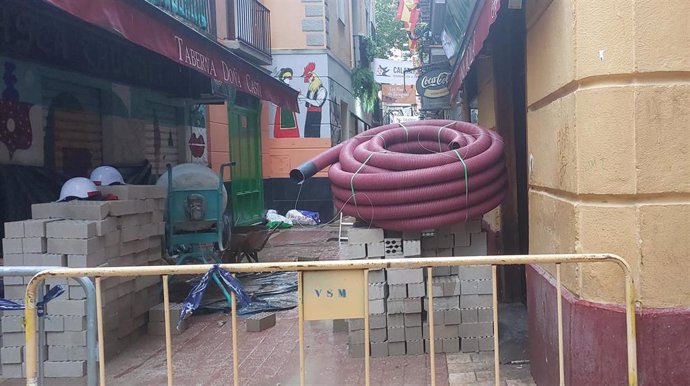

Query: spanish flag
left=396, top=0, right=420, bottom=28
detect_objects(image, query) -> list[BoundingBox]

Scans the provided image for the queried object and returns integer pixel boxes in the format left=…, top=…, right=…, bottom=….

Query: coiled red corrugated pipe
left=290, top=120, right=507, bottom=231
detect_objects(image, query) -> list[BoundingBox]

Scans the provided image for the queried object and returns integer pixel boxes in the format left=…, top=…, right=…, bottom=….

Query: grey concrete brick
left=370, top=328, right=387, bottom=343
left=443, top=276, right=461, bottom=296
left=333, top=319, right=348, bottom=332
left=387, top=268, right=423, bottom=284
left=370, top=314, right=387, bottom=329
left=3, top=333, right=25, bottom=346
left=402, top=231, right=421, bottom=240
left=435, top=234, right=454, bottom=249
left=67, top=250, right=106, bottom=268
left=63, top=201, right=111, bottom=220
left=423, top=323, right=460, bottom=339
left=454, top=232, right=487, bottom=256
left=108, top=200, right=145, bottom=216
left=461, top=337, right=480, bottom=352
left=384, top=238, right=403, bottom=257
left=387, top=299, right=404, bottom=314
left=44, top=316, right=65, bottom=332
left=425, top=296, right=460, bottom=310
left=48, top=345, right=87, bottom=361
left=3, top=285, right=26, bottom=300
left=25, top=219, right=58, bottom=237
left=348, top=228, right=384, bottom=244
left=348, top=343, right=364, bottom=358
left=476, top=280, right=493, bottom=294
left=461, top=280, right=479, bottom=295
left=443, top=337, right=461, bottom=353
left=431, top=278, right=443, bottom=297
left=46, top=300, right=86, bottom=316
left=348, top=318, right=364, bottom=331
left=4, top=221, right=24, bottom=238
left=366, top=241, right=385, bottom=257
left=64, top=315, right=87, bottom=332
left=369, top=299, right=386, bottom=314
left=368, top=283, right=387, bottom=300
left=369, top=269, right=386, bottom=284
left=95, top=218, right=117, bottom=236
left=460, top=294, right=492, bottom=308
left=432, top=266, right=451, bottom=276
left=44, top=360, right=86, bottom=377
left=445, top=309, right=462, bottom=325
left=404, top=313, right=422, bottom=327
left=388, top=284, right=407, bottom=299
left=406, top=339, right=424, bottom=355
left=387, top=313, right=404, bottom=328
left=47, top=236, right=104, bottom=255
left=430, top=309, right=445, bottom=325
left=437, top=248, right=453, bottom=257
left=405, top=326, right=422, bottom=341
left=0, top=346, right=23, bottom=364
left=348, top=329, right=365, bottom=344
left=403, top=298, right=422, bottom=313
left=69, top=285, right=86, bottom=300
left=477, top=308, right=494, bottom=323
left=479, top=336, right=494, bottom=351
left=424, top=339, right=443, bottom=354
left=22, top=253, right=65, bottom=267
left=342, top=243, right=366, bottom=259
left=388, top=341, right=406, bottom=356
left=3, top=274, right=23, bottom=285
left=370, top=341, right=388, bottom=357
left=2, top=238, right=22, bottom=254
left=246, top=312, right=276, bottom=332
left=46, top=220, right=97, bottom=239
left=459, top=322, right=493, bottom=338
left=304, top=4, right=323, bottom=16
left=148, top=320, right=188, bottom=336
left=387, top=327, right=405, bottom=342
left=408, top=282, right=425, bottom=298
left=1, top=363, right=24, bottom=378
left=461, top=309, right=479, bottom=323
left=3, top=253, right=23, bottom=266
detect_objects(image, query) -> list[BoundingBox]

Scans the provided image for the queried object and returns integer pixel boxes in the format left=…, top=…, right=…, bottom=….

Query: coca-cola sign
left=416, top=67, right=451, bottom=99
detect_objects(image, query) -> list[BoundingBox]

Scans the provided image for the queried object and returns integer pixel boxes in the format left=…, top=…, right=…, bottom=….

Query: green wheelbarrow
left=164, top=163, right=234, bottom=307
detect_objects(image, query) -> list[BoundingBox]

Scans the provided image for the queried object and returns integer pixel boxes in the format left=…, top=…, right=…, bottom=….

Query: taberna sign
left=416, top=66, right=451, bottom=99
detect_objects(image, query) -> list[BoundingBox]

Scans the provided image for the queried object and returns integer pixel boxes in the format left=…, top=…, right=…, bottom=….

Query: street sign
left=302, top=270, right=366, bottom=320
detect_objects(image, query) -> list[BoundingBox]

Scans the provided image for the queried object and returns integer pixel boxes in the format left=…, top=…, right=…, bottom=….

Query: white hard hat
left=90, top=166, right=125, bottom=186
left=58, top=177, right=100, bottom=202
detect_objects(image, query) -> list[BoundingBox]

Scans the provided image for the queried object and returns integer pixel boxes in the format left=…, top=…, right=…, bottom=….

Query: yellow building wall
left=207, top=103, right=231, bottom=178
left=525, top=0, right=690, bottom=308
left=263, top=0, right=311, bottom=49
left=326, top=0, right=353, bottom=67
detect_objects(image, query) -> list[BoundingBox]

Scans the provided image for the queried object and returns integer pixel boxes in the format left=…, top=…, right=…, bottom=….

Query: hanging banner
left=381, top=84, right=417, bottom=105
left=372, top=59, right=417, bottom=85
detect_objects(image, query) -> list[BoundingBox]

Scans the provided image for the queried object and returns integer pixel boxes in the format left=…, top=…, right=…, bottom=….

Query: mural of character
left=0, top=62, right=33, bottom=159
left=273, top=68, right=300, bottom=138
left=301, top=62, right=327, bottom=138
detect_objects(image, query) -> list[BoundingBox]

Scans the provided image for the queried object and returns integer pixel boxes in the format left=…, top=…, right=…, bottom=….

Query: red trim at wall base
left=527, top=264, right=690, bottom=386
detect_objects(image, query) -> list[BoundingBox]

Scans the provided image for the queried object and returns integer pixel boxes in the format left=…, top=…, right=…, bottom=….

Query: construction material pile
left=1, top=185, right=166, bottom=378
left=291, top=120, right=507, bottom=231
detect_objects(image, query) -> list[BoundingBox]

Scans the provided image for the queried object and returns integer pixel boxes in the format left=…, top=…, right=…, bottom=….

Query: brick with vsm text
left=44, top=360, right=86, bottom=377
left=4, top=221, right=24, bottom=238
left=46, top=220, right=97, bottom=239
left=386, top=268, right=423, bottom=284
left=1, top=346, right=23, bottom=364
left=388, top=327, right=405, bottom=342
left=404, top=312, right=422, bottom=327
left=348, top=228, right=384, bottom=244
left=2, top=238, right=23, bottom=254
left=47, top=236, right=104, bottom=255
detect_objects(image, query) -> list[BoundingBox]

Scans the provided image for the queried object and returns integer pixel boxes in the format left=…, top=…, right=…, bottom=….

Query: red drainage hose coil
left=290, top=120, right=507, bottom=231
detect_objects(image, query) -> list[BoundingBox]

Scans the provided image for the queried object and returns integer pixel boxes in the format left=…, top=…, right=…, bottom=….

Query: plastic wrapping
left=0, top=285, right=65, bottom=317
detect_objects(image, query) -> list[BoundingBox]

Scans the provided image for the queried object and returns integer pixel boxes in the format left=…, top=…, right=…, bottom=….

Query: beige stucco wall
left=326, top=0, right=353, bottom=67
left=264, top=0, right=310, bottom=49
left=526, top=0, right=690, bottom=308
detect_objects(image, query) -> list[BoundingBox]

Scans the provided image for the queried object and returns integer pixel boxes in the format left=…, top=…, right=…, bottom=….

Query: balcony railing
left=146, top=0, right=217, bottom=37
left=227, top=0, right=272, bottom=58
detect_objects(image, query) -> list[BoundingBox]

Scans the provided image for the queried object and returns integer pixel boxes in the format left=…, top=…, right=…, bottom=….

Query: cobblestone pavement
left=446, top=352, right=535, bottom=386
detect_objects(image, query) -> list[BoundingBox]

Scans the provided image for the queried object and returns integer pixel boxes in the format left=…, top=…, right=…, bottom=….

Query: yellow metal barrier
left=23, top=254, right=638, bottom=386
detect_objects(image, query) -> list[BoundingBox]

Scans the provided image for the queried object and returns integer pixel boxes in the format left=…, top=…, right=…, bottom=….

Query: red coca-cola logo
left=188, top=132, right=206, bottom=158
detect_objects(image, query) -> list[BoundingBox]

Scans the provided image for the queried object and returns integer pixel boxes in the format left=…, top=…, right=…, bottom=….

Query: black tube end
left=290, top=162, right=317, bottom=184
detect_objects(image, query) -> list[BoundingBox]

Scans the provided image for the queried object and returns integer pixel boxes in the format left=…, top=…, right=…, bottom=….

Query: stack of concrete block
left=347, top=269, right=388, bottom=357
left=0, top=185, right=166, bottom=378
left=342, top=220, right=494, bottom=357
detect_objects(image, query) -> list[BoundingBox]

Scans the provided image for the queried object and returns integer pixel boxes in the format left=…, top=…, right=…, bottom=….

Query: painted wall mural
left=268, top=54, right=331, bottom=139
left=0, top=62, right=34, bottom=158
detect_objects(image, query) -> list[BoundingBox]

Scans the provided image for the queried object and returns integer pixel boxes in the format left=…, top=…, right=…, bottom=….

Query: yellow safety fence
left=23, top=254, right=638, bottom=386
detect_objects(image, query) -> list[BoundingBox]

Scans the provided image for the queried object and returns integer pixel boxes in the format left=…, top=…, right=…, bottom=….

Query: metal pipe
left=426, top=267, right=436, bottom=386
left=363, top=270, right=370, bottom=386
left=95, top=277, right=106, bottom=386
left=163, top=275, right=174, bottom=386
left=1, top=266, right=95, bottom=386
left=492, top=265, right=500, bottom=386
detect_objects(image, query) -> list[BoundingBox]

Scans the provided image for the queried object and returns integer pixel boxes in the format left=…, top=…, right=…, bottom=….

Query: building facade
left=426, top=0, right=690, bottom=384
left=208, top=0, right=376, bottom=223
